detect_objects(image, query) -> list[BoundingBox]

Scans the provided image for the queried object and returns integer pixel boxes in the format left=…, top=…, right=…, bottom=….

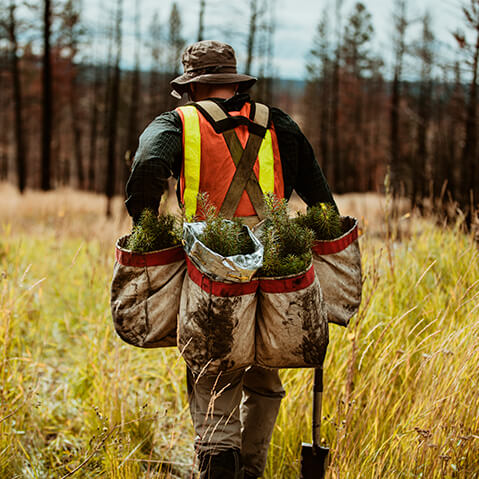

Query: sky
left=82, top=0, right=468, bottom=80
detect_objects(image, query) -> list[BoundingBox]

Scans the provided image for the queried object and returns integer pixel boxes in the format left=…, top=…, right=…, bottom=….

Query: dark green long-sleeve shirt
left=125, top=93, right=335, bottom=220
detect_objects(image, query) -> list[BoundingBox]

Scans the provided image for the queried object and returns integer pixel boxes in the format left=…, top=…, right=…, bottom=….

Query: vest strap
left=219, top=132, right=264, bottom=219
left=222, top=130, right=266, bottom=219
left=193, top=100, right=272, bottom=220
left=193, top=99, right=269, bottom=136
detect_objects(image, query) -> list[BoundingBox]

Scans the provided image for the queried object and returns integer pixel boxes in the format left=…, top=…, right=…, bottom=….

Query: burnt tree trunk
left=197, top=0, right=205, bottom=41
left=389, top=0, right=408, bottom=195
left=245, top=0, right=258, bottom=75
left=41, top=0, right=52, bottom=190
left=105, top=0, right=123, bottom=217
left=70, top=68, right=84, bottom=188
left=461, top=29, right=479, bottom=215
left=8, top=1, right=26, bottom=192
left=124, top=0, right=141, bottom=190
left=88, top=65, right=100, bottom=191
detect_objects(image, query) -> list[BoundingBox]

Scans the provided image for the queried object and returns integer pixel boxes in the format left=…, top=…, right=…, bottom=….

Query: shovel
left=300, top=367, right=329, bottom=479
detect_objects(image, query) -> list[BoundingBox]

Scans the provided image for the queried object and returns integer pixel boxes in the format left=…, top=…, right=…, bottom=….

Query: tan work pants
left=187, top=366, right=286, bottom=477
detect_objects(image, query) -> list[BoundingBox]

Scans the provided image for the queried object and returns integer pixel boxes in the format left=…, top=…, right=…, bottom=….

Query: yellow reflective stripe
left=258, top=129, right=275, bottom=194
left=179, top=106, right=201, bottom=219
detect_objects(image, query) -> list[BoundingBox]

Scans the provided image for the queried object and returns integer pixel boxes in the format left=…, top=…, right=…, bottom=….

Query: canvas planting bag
left=110, top=236, right=186, bottom=348
left=178, top=222, right=262, bottom=376
left=312, top=216, right=362, bottom=327
left=256, top=264, right=329, bottom=369
left=179, top=257, right=258, bottom=376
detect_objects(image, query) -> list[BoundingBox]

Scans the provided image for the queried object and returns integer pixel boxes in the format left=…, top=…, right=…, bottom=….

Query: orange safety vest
left=176, top=100, right=284, bottom=220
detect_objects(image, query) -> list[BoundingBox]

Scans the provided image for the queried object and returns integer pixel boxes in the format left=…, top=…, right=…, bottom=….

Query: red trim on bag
left=186, top=256, right=258, bottom=297
left=312, top=221, right=358, bottom=255
left=259, top=264, right=315, bottom=293
left=115, top=244, right=185, bottom=267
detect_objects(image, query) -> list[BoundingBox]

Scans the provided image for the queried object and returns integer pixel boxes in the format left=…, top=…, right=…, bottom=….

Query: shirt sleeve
left=125, top=111, right=183, bottom=221
left=271, top=107, right=337, bottom=211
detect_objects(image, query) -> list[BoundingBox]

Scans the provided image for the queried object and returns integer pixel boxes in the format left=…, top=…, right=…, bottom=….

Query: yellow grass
left=1, top=184, right=478, bottom=478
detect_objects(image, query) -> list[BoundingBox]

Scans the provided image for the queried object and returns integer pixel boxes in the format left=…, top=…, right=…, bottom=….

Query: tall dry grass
left=0, top=185, right=478, bottom=478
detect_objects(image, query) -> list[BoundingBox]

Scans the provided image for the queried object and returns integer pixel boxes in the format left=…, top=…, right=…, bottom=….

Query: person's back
left=125, top=40, right=336, bottom=478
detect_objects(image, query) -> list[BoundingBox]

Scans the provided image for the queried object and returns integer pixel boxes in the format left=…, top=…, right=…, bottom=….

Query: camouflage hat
left=170, top=40, right=256, bottom=99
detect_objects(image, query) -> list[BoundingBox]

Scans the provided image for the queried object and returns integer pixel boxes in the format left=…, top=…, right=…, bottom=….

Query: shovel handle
left=312, top=367, right=323, bottom=447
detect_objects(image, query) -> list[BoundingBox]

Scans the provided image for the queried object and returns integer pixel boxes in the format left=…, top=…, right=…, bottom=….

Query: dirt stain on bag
left=292, top=286, right=328, bottom=366
left=180, top=296, right=239, bottom=374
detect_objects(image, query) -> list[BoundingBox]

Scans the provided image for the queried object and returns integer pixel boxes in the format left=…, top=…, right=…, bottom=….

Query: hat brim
left=170, top=72, right=257, bottom=98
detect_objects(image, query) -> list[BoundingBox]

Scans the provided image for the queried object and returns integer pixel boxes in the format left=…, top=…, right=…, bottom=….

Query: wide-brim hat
left=170, top=40, right=257, bottom=99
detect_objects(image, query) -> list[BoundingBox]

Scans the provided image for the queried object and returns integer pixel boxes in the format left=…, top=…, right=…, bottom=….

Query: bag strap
left=193, top=100, right=271, bottom=220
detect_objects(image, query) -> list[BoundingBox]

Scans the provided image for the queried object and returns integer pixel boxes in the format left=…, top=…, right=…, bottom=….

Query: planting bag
left=256, top=264, right=329, bottom=369
left=110, top=236, right=186, bottom=348
left=183, top=221, right=263, bottom=283
left=178, top=257, right=257, bottom=376
left=312, top=216, right=362, bottom=327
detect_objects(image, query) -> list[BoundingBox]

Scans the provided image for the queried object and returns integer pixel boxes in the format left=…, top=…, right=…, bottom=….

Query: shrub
left=258, top=194, right=314, bottom=277
left=295, top=202, right=343, bottom=240
left=126, top=209, right=181, bottom=253
left=196, top=194, right=255, bottom=257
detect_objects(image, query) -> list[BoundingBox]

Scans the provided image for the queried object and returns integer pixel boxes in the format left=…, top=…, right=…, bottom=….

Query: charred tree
left=390, top=0, right=408, bottom=195
left=245, top=0, right=259, bottom=75
left=105, top=0, right=123, bottom=217
left=331, top=0, right=344, bottom=192
left=166, top=2, right=184, bottom=110
left=168, top=2, right=184, bottom=77
left=306, top=9, right=332, bottom=181
left=6, top=0, right=26, bottom=192
left=147, top=11, right=162, bottom=117
left=124, top=0, right=141, bottom=189
left=342, top=2, right=375, bottom=191
left=454, top=0, right=479, bottom=220
left=60, top=0, right=85, bottom=188
left=41, top=0, right=53, bottom=190
left=88, top=64, right=100, bottom=191
left=413, top=12, right=434, bottom=207
left=197, top=0, right=206, bottom=41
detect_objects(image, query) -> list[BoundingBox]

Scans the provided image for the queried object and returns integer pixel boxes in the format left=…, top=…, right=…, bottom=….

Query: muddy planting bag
left=312, top=216, right=362, bottom=327
left=111, top=236, right=186, bottom=348
left=178, top=222, right=262, bottom=376
left=255, top=264, right=329, bottom=369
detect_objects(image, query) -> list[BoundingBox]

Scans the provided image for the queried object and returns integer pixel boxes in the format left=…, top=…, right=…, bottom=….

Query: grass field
left=1, top=186, right=478, bottom=478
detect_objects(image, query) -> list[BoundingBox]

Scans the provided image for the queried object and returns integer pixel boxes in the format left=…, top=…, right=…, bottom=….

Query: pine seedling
left=295, top=202, right=343, bottom=240
left=126, top=209, right=181, bottom=253
left=258, top=193, right=315, bottom=277
left=196, top=193, right=255, bottom=257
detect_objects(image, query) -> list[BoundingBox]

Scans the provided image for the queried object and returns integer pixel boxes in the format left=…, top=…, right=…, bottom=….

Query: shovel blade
left=300, top=443, right=329, bottom=479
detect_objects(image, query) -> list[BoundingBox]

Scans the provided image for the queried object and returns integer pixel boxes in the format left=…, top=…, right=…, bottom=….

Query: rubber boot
left=198, top=448, right=244, bottom=479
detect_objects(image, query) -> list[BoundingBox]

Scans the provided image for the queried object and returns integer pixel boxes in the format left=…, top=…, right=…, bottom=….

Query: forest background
left=0, top=0, right=478, bottom=221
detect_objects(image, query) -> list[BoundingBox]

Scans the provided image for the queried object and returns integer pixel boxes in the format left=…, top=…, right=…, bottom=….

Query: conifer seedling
left=295, top=202, right=343, bottom=241
left=126, top=209, right=181, bottom=253
left=258, top=193, right=315, bottom=277
left=196, top=193, right=255, bottom=257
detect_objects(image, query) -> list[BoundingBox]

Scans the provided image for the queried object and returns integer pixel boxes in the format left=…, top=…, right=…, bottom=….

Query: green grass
left=1, top=209, right=478, bottom=478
